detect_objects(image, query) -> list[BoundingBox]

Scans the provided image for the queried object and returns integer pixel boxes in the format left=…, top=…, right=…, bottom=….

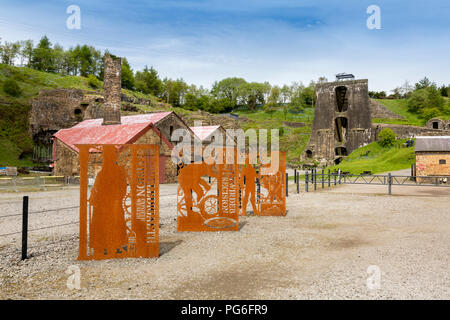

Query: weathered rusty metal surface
left=239, top=156, right=259, bottom=216
left=257, top=151, right=286, bottom=216
left=177, top=149, right=239, bottom=232
left=77, top=144, right=159, bottom=260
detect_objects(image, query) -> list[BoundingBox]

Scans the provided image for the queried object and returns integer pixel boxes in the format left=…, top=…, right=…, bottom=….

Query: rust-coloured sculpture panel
left=78, top=144, right=159, bottom=260
left=177, top=150, right=239, bottom=232
left=258, top=151, right=286, bottom=216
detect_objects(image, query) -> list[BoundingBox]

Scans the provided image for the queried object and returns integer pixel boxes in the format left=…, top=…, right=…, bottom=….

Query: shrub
left=87, top=74, right=102, bottom=89
left=378, top=128, right=396, bottom=148
left=3, top=79, right=22, bottom=97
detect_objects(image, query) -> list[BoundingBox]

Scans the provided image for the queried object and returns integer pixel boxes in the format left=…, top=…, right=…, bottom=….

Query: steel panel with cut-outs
left=177, top=149, right=239, bottom=232
left=77, top=144, right=159, bottom=260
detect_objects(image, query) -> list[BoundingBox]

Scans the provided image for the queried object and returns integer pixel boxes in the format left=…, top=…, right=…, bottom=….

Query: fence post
left=328, top=169, right=331, bottom=187
left=286, top=173, right=289, bottom=197
left=305, top=172, right=309, bottom=192
left=22, top=196, right=29, bottom=260
left=294, top=169, right=297, bottom=183
left=388, top=173, right=392, bottom=195
left=314, top=170, right=317, bottom=191
left=322, top=170, right=324, bottom=189
left=334, top=169, right=337, bottom=186
left=296, top=172, right=299, bottom=194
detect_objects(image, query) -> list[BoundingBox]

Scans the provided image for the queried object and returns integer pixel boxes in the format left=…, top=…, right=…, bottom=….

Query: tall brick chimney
left=102, top=54, right=122, bottom=125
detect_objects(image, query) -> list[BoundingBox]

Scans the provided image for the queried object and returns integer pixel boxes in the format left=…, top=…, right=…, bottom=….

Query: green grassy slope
left=328, top=139, right=415, bottom=174
left=0, top=64, right=159, bottom=167
left=373, top=99, right=423, bottom=126
left=234, top=108, right=315, bottom=165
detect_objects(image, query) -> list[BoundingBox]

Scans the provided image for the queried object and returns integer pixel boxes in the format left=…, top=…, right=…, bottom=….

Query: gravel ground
left=0, top=183, right=449, bottom=300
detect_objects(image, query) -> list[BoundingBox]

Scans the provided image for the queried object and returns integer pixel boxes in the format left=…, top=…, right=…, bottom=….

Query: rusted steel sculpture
left=257, top=151, right=286, bottom=216
left=78, top=144, right=159, bottom=260
left=239, top=155, right=259, bottom=216
left=177, top=149, right=239, bottom=232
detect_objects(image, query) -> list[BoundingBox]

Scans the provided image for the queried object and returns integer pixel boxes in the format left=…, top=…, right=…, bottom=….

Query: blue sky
left=1, top=0, right=450, bottom=91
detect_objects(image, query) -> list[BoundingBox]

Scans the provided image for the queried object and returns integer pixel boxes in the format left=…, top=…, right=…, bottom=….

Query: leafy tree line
left=1, top=36, right=321, bottom=114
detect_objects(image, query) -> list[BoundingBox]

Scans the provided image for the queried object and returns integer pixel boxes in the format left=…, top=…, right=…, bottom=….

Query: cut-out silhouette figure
left=178, top=162, right=211, bottom=215
left=240, top=156, right=258, bottom=216
left=89, top=145, right=128, bottom=259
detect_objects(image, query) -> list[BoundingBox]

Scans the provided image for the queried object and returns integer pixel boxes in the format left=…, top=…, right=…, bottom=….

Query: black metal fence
left=304, top=169, right=450, bottom=195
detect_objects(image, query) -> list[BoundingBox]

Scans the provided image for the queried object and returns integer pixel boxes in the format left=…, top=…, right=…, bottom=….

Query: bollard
left=305, top=172, right=309, bottom=192
left=388, top=173, right=392, bottom=195
left=286, top=173, right=289, bottom=197
left=22, top=196, right=29, bottom=260
left=296, top=172, right=299, bottom=194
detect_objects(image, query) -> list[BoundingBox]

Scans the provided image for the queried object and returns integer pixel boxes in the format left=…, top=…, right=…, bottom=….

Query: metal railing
left=0, top=176, right=80, bottom=192
left=305, top=169, right=450, bottom=195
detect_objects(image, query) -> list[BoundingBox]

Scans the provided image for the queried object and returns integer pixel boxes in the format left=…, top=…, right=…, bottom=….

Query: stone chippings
left=0, top=184, right=450, bottom=299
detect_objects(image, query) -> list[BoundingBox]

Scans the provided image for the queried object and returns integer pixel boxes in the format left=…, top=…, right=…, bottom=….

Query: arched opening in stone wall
left=74, top=108, right=83, bottom=121
left=305, top=150, right=313, bottom=158
left=334, top=157, right=344, bottom=165
left=334, top=117, right=348, bottom=143
left=335, top=86, right=349, bottom=112
left=335, top=147, right=348, bottom=156
left=432, top=121, right=439, bottom=129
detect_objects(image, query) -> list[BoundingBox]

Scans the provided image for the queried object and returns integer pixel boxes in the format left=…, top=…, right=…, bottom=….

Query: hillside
left=372, top=99, right=423, bottom=126
left=328, top=139, right=416, bottom=175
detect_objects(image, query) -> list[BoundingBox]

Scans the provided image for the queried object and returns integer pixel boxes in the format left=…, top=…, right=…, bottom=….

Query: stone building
left=52, top=54, right=197, bottom=183
left=52, top=112, right=192, bottom=183
left=303, top=79, right=374, bottom=165
left=415, top=136, right=450, bottom=181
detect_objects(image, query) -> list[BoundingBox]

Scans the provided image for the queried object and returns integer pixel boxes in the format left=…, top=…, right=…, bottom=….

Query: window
left=432, top=122, right=439, bottom=129
left=439, top=159, right=446, bottom=165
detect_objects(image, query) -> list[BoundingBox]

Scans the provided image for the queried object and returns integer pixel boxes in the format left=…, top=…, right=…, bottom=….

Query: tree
left=415, top=77, right=434, bottom=90
left=212, top=77, right=247, bottom=106
left=19, top=40, right=34, bottom=67
left=263, top=102, right=278, bottom=119
left=135, top=66, right=163, bottom=96
left=0, top=40, right=21, bottom=65
left=121, top=58, right=135, bottom=90
left=378, top=128, right=396, bottom=148
left=31, top=36, right=57, bottom=72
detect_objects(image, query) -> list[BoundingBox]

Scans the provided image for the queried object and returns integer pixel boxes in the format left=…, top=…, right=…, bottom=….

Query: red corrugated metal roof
left=190, top=125, right=221, bottom=141
left=54, top=112, right=173, bottom=152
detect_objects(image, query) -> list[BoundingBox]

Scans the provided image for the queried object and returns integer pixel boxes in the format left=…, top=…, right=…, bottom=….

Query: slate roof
left=415, top=136, right=450, bottom=152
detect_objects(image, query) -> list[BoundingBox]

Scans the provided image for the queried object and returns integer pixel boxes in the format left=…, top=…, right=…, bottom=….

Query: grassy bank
left=328, top=139, right=415, bottom=174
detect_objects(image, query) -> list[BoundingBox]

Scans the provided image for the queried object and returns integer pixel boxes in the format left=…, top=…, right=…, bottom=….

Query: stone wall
left=372, top=123, right=450, bottom=139
left=416, top=152, right=450, bottom=177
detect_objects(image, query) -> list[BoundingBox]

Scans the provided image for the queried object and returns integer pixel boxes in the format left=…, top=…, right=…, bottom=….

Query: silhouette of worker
left=240, top=156, right=258, bottom=215
left=178, top=162, right=212, bottom=215
left=89, top=145, right=128, bottom=259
